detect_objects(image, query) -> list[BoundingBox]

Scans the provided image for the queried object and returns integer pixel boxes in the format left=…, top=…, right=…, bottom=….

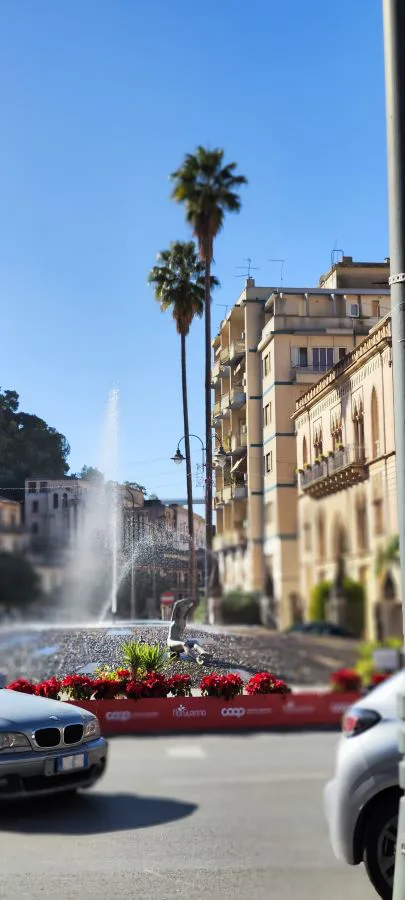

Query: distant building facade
left=212, top=255, right=391, bottom=627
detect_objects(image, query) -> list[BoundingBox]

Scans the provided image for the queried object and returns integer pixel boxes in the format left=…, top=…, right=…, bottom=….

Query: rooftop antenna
left=235, top=257, right=260, bottom=279
left=331, top=240, right=344, bottom=269
left=215, top=303, right=229, bottom=327
left=268, top=258, right=286, bottom=286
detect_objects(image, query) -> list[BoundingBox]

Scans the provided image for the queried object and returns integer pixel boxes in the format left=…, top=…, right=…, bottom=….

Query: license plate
left=56, top=753, right=88, bottom=773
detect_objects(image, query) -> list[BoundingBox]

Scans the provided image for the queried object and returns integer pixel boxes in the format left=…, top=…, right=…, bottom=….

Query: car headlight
left=0, top=732, right=31, bottom=752
left=83, top=718, right=101, bottom=740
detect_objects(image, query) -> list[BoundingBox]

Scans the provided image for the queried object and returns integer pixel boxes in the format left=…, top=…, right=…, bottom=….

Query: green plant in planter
left=122, top=640, right=168, bottom=676
left=309, top=578, right=365, bottom=637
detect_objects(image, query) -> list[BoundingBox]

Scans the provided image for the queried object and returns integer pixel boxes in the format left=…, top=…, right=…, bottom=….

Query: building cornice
left=293, top=316, right=392, bottom=419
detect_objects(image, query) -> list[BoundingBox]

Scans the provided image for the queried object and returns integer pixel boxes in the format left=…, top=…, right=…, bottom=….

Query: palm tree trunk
left=204, top=255, right=213, bottom=589
left=180, top=331, right=196, bottom=604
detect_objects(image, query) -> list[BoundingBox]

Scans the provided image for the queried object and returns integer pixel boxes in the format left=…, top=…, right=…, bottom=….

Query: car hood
left=0, top=690, right=93, bottom=729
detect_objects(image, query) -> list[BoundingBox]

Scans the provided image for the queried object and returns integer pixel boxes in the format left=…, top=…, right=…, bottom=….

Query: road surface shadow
left=0, top=791, right=197, bottom=834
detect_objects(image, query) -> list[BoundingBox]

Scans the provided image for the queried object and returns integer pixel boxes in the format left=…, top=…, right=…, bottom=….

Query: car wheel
left=363, top=794, right=398, bottom=900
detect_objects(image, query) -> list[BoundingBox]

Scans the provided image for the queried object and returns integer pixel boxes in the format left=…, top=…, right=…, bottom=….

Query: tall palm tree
left=148, top=240, right=205, bottom=603
left=171, top=147, right=247, bottom=577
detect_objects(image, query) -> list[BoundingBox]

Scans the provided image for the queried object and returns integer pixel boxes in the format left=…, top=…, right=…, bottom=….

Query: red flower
left=115, top=669, right=131, bottom=680
left=126, top=679, right=145, bottom=700
left=7, top=678, right=37, bottom=694
left=246, top=672, right=291, bottom=695
left=62, top=674, right=95, bottom=700
left=168, top=674, right=192, bottom=697
left=200, top=672, right=243, bottom=700
left=92, top=678, right=126, bottom=700
left=330, top=668, right=361, bottom=693
left=36, top=677, right=62, bottom=700
left=141, top=672, right=171, bottom=699
left=371, top=672, right=390, bottom=687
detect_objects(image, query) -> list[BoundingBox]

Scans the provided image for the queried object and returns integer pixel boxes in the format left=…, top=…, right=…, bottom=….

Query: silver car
left=0, top=689, right=108, bottom=799
left=324, top=670, right=404, bottom=899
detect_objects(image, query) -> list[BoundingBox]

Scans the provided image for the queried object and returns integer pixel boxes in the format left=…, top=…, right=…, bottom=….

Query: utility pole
left=383, top=2, right=405, bottom=896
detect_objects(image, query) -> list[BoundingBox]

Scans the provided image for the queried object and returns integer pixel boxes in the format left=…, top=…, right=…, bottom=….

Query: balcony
left=229, top=339, right=245, bottom=364
left=211, top=359, right=221, bottom=384
left=291, top=364, right=333, bottom=385
left=231, top=431, right=248, bottom=454
left=212, top=400, right=222, bottom=421
left=233, top=483, right=247, bottom=501
left=230, top=385, right=246, bottom=409
left=220, top=392, right=230, bottom=414
left=300, top=445, right=368, bottom=499
left=214, top=527, right=247, bottom=551
left=220, top=347, right=230, bottom=367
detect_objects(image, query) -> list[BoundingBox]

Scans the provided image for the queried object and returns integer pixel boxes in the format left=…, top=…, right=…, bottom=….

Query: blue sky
left=0, top=0, right=387, bottom=502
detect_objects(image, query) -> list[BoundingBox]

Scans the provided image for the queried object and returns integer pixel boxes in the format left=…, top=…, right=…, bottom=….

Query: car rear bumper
left=0, top=736, right=108, bottom=799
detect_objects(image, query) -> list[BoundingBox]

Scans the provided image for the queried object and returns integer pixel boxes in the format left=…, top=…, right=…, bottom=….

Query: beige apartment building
left=212, top=256, right=391, bottom=627
left=0, top=497, right=27, bottom=554
left=293, top=316, right=399, bottom=639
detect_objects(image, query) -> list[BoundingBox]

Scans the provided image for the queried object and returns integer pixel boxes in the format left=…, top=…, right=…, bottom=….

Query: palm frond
left=148, top=240, right=209, bottom=334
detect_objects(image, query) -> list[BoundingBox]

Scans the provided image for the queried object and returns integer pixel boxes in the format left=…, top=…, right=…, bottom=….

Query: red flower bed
left=62, top=674, right=95, bottom=701
left=246, top=672, right=291, bottom=695
left=7, top=678, right=37, bottom=694
left=167, top=674, right=192, bottom=697
left=200, top=673, right=243, bottom=700
left=330, top=668, right=361, bottom=693
left=36, top=677, right=62, bottom=700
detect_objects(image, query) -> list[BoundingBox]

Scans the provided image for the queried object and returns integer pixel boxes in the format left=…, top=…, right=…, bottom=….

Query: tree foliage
left=0, top=551, right=42, bottom=616
left=0, top=388, right=70, bottom=495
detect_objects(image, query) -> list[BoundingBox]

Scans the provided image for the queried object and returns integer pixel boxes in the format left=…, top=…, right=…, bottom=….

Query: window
left=313, top=427, right=323, bottom=458
left=339, top=347, right=346, bottom=360
left=371, top=387, right=380, bottom=457
left=263, top=353, right=271, bottom=377
left=302, top=436, right=308, bottom=467
left=39, top=481, right=48, bottom=493
left=264, top=403, right=271, bottom=427
left=28, top=481, right=36, bottom=494
left=298, top=347, right=308, bottom=367
left=32, top=500, right=39, bottom=514
left=374, top=499, right=384, bottom=536
left=303, top=522, right=312, bottom=552
left=313, top=348, right=334, bottom=371
left=53, top=493, right=59, bottom=510
left=356, top=500, right=368, bottom=552
left=31, top=522, right=39, bottom=534
left=62, top=493, right=68, bottom=509
left=265, top=502, right=273, bottom=524
left=317, top=512, right=326, bottom=560
left=372, top=300, right=381, bottom=317
left=265, top=452, right=273, bottom=473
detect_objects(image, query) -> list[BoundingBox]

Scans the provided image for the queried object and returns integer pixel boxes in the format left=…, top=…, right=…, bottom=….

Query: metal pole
left=383, top=2, right=405, bottom=895
left=130, top=507, right=135, bottom=619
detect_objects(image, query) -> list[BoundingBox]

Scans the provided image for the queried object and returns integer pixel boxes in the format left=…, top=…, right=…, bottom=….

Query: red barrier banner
left=70, top=692, right=361, bottom=735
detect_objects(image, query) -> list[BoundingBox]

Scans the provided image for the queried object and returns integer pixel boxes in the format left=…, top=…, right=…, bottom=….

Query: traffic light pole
left=383, top=2, right=405, bottom=896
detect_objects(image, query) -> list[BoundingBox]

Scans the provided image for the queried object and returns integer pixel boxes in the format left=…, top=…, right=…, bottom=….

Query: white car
left=324, top=670, right=405, bottom=899
left=0, top=689, right=108, bottom=799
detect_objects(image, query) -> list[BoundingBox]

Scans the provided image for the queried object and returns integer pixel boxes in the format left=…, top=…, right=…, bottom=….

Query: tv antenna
left=331, top=240, right=344, bottom=269
left=268, top=258, right=286, bottom=286
left=235, top=257, right=260, bottom=278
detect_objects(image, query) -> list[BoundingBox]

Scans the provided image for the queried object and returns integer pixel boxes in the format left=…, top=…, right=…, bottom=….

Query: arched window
left=332, top=517, right=348, bottom=558
left=317, top=511, right=326, bottom=560
left=62, top=493, right=68, bottom=509
left=353, top=400, right=365, bottom=460
left=356, top=497, right=368, bottom=552
left=371, top=387, right=379, bottom=458
left=53, top=493, right=59, bottom=510
left=302, top=436, right=308, bottom=467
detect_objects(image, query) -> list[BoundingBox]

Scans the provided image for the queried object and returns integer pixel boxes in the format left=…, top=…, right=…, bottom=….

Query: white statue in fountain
left=167, top=598, right=210, bottom=665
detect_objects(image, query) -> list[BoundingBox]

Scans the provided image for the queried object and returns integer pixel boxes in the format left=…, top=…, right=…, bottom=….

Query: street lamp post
left=383, top=2, right=405, bottom=895
left=172, top=434, right=227, bottom=604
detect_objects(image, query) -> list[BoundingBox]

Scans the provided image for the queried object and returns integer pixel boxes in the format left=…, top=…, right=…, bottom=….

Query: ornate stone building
left=293, top=316, right=401, bottom=639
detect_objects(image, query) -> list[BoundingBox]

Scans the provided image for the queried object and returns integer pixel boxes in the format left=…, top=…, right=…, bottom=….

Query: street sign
left=161, top=591, right=175, bottom=606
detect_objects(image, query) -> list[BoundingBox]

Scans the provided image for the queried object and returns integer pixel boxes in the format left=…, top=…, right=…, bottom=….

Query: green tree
left=171, top=148, right=247, bottom=573
left=0, top=388, right=70, bottom=498
left=0, top=551, right=42, bottom=617
left=78, top=465, right=104, bottom=482
left=148, top=240, right=207, bottom=602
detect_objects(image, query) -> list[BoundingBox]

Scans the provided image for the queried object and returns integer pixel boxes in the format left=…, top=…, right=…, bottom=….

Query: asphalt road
left=0, top=733, right=375, bottom=900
